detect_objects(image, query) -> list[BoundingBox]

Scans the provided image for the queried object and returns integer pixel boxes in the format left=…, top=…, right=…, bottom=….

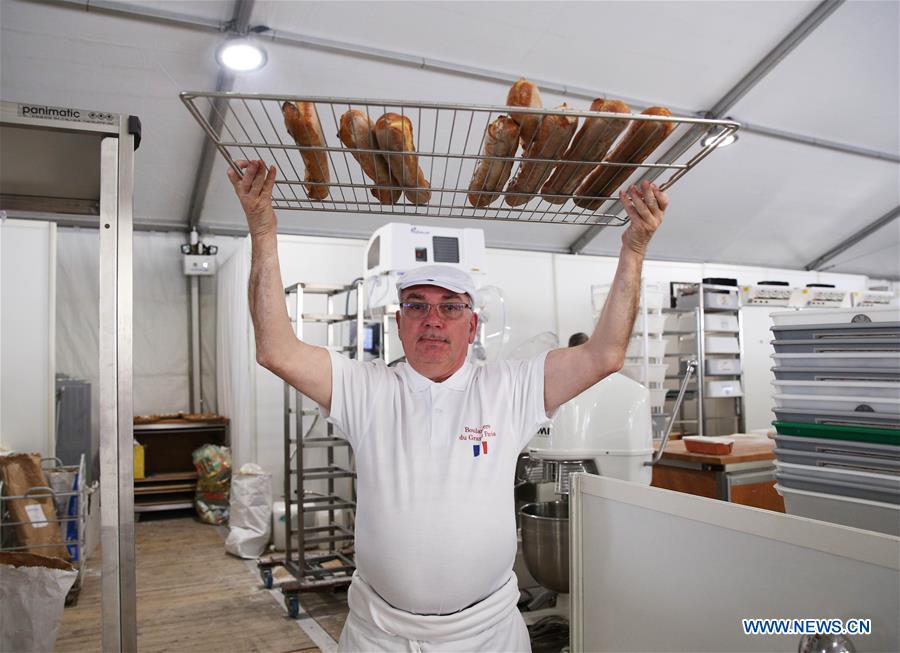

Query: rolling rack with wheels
left=257, top=280, right=364, bottom=616
left=0, top=455, right=94, bottom=605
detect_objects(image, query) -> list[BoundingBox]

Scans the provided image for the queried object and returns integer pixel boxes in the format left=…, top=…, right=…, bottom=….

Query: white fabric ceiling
left=1, top=0, right=897, bottom=278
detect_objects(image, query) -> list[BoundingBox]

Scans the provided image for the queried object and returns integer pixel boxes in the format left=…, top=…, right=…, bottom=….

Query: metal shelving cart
left=0, top=455, right=93, bottom=604
left=259, top=282, right=364, bottom=617
left=664, top=282, right=746, bottom=436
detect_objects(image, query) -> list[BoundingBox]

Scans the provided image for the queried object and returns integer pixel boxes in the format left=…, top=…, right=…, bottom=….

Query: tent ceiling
left=1, top=0, right=897, bottom=279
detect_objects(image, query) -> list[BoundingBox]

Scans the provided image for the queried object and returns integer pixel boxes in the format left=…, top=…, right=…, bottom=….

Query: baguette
left=574, top=106, right=674, bottom=211
left=540, top=99, right=631, bottom=204
left=338, top=110, right=401, bottom=204
left=281, top=101, right=330, bottom=201
left=373, top=113, right=431, bottom=205
left=467, top=115, right=521, bottom=207
left=506, top=78, right=543, bottom=149
left=504, top=104, right=578, bottom=207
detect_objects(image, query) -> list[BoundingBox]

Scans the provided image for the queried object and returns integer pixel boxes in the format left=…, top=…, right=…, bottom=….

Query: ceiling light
left=701, top=128, right=738, bottom=149
left=216, top=37, right=267, bottom=72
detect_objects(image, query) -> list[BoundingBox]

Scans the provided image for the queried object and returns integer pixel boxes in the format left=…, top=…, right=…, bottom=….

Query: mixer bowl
left=519, top=501, right=569, bottom=593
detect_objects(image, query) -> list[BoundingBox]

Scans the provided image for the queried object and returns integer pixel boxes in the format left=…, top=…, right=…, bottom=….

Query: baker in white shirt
left=227, top=159, right=669, bottom=652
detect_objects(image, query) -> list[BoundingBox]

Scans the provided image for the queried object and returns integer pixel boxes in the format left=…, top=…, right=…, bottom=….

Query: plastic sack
left=225, top=463, right=273, bottom=558
left=0, top=552, right=78, bottom=652
left=192, top=444, right=232, bottom=525
left=45, top=469, right=80, bottom=560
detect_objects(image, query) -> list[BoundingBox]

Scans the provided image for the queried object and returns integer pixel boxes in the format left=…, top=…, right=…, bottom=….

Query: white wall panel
left=0, top=220, right=55, bottom=456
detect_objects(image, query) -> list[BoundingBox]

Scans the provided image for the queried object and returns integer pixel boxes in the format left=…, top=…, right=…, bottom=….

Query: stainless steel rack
left=180, top=92, right=739, bottom=225
left=664, top=283, right=746, bottom=436
left=274, top=281, right=361, bottom=603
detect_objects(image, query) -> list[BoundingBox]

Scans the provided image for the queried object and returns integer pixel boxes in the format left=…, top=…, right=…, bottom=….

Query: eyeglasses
left=399, top=302, right=472, bottom=320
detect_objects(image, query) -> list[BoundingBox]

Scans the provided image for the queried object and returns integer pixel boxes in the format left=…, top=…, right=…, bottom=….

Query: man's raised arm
left=227, top=160, right=333, bottom=410
left=544, top=180, right=669, bottom=414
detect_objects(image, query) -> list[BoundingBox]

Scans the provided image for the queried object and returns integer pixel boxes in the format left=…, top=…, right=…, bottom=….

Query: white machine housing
left=364, top=223, right=486, bottom=309
left=740, top=284, right=795, bottom=306
left=529, top=373, right=654, bottom=485
left=790, top=287, right=851, bottom=308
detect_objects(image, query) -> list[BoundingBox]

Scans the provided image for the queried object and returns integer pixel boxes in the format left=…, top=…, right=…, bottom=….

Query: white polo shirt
left=321, top=349, right=550, bottom=616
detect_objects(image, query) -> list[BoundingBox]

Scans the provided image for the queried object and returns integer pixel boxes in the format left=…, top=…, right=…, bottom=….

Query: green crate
left=773, top=420, right=900, bottom=447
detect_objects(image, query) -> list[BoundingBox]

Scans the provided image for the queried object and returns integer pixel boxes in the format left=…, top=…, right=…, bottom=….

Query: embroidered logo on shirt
left=459, top=424, right=496, bottom=458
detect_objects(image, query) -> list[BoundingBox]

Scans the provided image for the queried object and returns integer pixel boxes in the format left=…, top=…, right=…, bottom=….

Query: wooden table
left=651, top=437, right=785, bottom=512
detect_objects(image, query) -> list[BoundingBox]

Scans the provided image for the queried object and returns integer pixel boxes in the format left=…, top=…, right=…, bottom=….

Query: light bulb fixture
left=701, top=126, right=738, bottom=149
left=216, top=37, right=267, bottom=72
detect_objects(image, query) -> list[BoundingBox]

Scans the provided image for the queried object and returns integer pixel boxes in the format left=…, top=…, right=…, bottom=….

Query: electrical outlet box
left=183, top=254, right=216, bottom=276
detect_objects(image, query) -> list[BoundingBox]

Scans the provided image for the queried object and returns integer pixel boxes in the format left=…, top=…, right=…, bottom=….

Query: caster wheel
left=286, top=594, right=300, bottom=619
left=261, top=568, right=273, bottom=590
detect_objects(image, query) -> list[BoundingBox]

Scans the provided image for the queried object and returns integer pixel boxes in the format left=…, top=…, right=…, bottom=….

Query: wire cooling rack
left=180, top=92, right=739, bottom=226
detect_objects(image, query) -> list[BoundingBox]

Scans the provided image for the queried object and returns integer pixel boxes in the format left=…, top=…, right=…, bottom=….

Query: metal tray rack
left=180, top=92, right=739, bottom=225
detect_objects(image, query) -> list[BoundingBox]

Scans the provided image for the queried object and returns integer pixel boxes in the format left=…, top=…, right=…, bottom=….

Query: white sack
left=0, top=554, right=77, bottom=653
left=224, top=465, right=272, bottom=558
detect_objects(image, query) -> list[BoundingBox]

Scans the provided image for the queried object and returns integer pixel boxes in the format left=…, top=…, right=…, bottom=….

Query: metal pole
left=568, top=0, right=846, bottom=254
left=190, top=275, right=201, bottom=412
left=804, top=206, right=900, bottom=271
left=99, top=123, right=136, bottom=651
left=186, top=0, right=255, bottom=229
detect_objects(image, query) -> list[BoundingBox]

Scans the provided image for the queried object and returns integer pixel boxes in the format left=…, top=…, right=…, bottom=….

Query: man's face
left=396, top=284, right=478, bottom=382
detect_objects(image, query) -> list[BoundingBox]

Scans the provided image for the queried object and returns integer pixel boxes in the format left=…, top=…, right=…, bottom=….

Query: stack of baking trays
left=768, top=307, right=900, bottom=536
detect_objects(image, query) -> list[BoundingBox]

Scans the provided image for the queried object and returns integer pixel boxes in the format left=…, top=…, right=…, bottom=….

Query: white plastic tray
left=773, top=393, right=900, bottom=415
left=704, top=314, right=739, bottom=332
left=770, top=307, right=900, bottom=326
left=707, top=380, right=743, bottom=397
left=633, top=313, right=667, bottom=335
left=626, top=338, right=667, bottom=360
left=772, top=380, right=900, bottom=398
left=707, top=358, right=741, bottom=375
left=776, top=461, right=900, bottom=491
left=621, top=362, right=667, bottom=386
left=775, top=484, right=900, bottom=536
left=772, top=352, right=900, bottom=370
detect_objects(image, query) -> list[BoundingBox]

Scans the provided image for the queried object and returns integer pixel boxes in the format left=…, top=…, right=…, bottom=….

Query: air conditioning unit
left=363, top=223, right=487, bottom=309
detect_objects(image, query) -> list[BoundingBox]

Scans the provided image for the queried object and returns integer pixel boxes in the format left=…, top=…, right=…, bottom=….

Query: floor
left=56, top=515, right=348, bottom=652
left=55, top=514, right=567, bottom=652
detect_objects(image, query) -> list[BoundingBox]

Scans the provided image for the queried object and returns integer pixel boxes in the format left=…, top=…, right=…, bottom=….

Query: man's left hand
left=620, top=180, right=669, bottom=256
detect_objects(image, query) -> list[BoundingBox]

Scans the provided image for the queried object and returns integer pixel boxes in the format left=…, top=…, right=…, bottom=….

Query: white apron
left=337, top=571, right=531, bottom=653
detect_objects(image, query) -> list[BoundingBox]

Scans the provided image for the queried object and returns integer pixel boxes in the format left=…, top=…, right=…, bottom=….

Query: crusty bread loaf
left=540, top=99, right=630, bottom=204
left=505, top=104, right=577, bottom=207
left=281, top=101, right=330, bottom=201
left=467, top=115, right=521, bottom=207
left=506, top=78, right=543, bottom=149
left=574, top=106, right=674, bottom=211
left=373, top=113, right=431, bottom=205
left=338, top=110, right=401, bottom=204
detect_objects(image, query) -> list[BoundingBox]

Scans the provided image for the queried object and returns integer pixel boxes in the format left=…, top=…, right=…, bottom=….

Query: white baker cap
left=396, top=265, right=477, bottom=302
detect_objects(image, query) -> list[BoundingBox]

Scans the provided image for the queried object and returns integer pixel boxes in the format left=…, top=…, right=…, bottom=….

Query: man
left=227, top=159, right=668, bottom=652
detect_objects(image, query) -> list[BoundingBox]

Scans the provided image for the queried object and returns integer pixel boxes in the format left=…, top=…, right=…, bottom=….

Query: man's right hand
left=227, top=159, right=278, bottom=237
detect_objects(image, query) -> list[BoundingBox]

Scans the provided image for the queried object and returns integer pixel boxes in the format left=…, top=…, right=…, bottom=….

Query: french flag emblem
left=473, top=441, right=488, bottom=457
